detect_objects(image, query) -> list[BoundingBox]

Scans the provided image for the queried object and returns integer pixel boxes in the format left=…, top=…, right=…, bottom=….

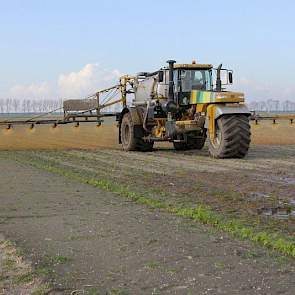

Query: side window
left=192, top=70, right=206, bottom=90
left=194, top=71, right=203, bottom=82
left=181, top=70, right=192, bottom=92
left=158, top=71, right=164, bottom=82
left=164, top=70, right=169, bottom=84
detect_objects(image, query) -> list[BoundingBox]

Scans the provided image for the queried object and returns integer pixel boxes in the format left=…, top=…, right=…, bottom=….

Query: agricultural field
left=1, top=116, right=295, bottom=150
left=0, top=120, right=295, bottom=294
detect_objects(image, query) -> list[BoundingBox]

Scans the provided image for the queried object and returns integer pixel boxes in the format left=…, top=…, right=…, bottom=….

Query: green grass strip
left=11, top=154, right=295, bottom=258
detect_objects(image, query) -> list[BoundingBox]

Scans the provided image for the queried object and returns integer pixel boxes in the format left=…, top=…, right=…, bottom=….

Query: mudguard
left=205, top=104, right=250, bottom=128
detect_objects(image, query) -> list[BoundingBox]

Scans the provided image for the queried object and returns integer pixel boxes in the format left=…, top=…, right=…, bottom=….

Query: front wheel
left=173, top=132, right=206, bottom=151
left=121, top=112, right=154, bottom=152
left=208, top=115, right=251, bottom=158
left=186, top=132, right=207, bottom=150
left=121, top=112, right=137, bottom=151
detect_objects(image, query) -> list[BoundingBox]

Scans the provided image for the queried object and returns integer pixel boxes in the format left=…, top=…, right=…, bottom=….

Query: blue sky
left=0, top=0, right=294, bottom=101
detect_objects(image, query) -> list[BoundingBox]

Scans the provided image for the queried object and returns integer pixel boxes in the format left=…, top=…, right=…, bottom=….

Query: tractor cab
left=172, top=64, right=213, bottom=106
left=175, top=63, right=235, bottom=105
left=157, top=61, right=235, bottom=107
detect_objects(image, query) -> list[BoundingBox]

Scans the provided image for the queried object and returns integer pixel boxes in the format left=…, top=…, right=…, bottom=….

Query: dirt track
left=0, top=145, right=295, bottom=294
left=5, top=144, right=294, bottom=234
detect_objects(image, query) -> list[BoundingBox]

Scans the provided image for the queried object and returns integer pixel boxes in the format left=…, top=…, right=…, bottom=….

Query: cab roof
left=140, top=63, right=213, bottom=77
left=173, top=63, right=213, bottom=69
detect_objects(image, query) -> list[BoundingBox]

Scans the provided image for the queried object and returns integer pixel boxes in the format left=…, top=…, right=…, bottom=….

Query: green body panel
left=190, top=90, right=244, bottom=104
left=190, top=90, right=217, bottom=104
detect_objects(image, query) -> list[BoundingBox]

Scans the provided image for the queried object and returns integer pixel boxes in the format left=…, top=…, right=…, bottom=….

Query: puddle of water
left=279, top=177, right=295, bottom=185
left=274, top=208, right=291, bottom=220
left=274, top=213, right=290, bottom=220
left=257, top=204, right=294, bottom=220
left=290, top=199, right=295, bottom=208
left=258, top=208, right=273, bottom=216
left=248, top=192, right=271, bottom=200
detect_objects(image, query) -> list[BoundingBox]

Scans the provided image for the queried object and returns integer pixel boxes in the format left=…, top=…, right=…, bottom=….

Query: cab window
left=180, top=70, right=212, bottom=92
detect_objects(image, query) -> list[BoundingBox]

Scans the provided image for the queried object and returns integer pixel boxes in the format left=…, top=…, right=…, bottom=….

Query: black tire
left=121, top=112, right=137, bottom=151
left=173, top=132, right=206, bottom=151
left=121, top=112, right=154, bottom=152
left=186, top=132, right=207, bottom=150
left=173, top=134, right=187, bottom=150
left=173, top=141, right=187, bottom=150
left=137, top=140, right=154, bottom=152
left=208, top=115, right=251, bottom=159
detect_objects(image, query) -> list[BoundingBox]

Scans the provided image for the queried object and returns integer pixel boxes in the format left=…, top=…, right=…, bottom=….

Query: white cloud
left=9, top=82, right=52, bottom=100
left=233, top=78, right=295, bottom=102
left=7, top=63, right=122, bottom=100
left=58, top=63, right=122, bottom=99
left=8, top=64, right=294, bottom=103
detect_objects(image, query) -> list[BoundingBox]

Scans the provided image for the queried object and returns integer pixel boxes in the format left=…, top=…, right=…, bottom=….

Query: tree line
left=0, top=98, right=63, bottom=113
left=1, top=97, right=295, bottom=114
left=248, top=99, right=295, bottom=112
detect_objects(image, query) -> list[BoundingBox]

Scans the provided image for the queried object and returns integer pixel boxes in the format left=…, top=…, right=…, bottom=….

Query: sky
left=0, top=0, right=294, bottom=102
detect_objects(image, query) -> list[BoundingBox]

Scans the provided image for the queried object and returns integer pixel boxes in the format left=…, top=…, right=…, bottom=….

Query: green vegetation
left=214, top=262, right=225, bottom=269
left=31, top=284, right=52, bottom=295
left=13, top=272, right=34, bottom=284
left=46, top=254, right=70, bottom=264
left=144, top=260, right=160, bottom=270
left=107, top=288, right=130, bottom=295
left=3, top=258, right=15, bottom=269
left=8, top=152, right=295, bottom=258
left=83, top=287, right=101, bottom=295
left=35, top=266, right=54, bottom=276
left=240, top=249, right=261, bottom=259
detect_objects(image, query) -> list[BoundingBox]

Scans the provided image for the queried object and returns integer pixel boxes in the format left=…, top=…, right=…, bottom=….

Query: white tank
left=133, top=70, right=169, bottom=105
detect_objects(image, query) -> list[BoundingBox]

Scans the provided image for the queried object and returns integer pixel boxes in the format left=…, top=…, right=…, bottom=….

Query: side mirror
left=228, top=71, right=233, bottom=84
left=158, top=71, right=164, bottom=82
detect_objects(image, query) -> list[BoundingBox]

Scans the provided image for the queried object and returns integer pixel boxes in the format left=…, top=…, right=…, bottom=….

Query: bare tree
left=12, top=98, right=19, bottom=113
left=249, top=99, right=295, bottom=112
left=0, top=99, right=5, bottom=113
left=5, top=98, right=12, bottom=113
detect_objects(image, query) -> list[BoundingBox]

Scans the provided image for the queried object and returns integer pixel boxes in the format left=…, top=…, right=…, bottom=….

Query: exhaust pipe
left=167, top=60, right=176, bottom=102
left=216, top=63, right=222, bottom=92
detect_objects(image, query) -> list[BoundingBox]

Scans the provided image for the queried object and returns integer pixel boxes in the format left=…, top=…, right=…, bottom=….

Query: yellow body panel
left=206, top=104, right=216, bottom=141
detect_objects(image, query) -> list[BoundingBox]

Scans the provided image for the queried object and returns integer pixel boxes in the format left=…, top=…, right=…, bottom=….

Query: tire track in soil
left=0, top=157, right=295, bottom=294
left=10, top=145, right=295, bottom=235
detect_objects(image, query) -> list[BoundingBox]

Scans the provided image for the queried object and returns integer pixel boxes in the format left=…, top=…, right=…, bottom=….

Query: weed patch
left=46, top=254, right=70, bottom=264
left=144, top=260, right=160, bottom=270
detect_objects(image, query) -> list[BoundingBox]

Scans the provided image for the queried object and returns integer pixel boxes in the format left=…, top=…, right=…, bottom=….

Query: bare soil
left=0, top=145, right=295, bottom=294
left=6, top=144, right=295, bottom=234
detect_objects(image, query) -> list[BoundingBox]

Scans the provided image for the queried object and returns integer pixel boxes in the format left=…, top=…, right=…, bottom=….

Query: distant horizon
left=1, top=97, right=295, bottom=114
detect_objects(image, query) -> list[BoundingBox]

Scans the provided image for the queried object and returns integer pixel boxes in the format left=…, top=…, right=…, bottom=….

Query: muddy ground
left=0, top=144, right=295, bottom=294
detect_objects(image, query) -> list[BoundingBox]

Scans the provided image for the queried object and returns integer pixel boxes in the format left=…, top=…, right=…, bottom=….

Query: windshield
left=179, top=69, right=212, bottom=92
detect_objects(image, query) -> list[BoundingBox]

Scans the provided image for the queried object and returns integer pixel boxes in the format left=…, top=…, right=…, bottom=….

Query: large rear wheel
left=208, top=115, right=251, bottom=158
left=121, top=113, right=153, bottom=152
